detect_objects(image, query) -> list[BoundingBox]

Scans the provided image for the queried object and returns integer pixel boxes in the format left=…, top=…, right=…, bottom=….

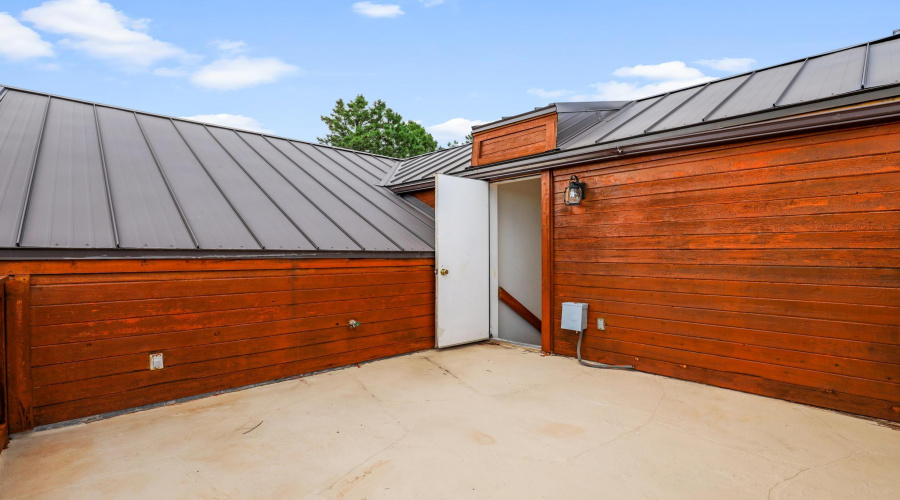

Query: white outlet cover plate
left=150, top=353, right=164, bottom=370
left=597, top=318, right=605, bottom=330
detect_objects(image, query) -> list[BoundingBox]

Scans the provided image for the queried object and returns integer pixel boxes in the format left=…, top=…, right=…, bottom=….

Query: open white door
left=435, top=174, right=490, bottom=348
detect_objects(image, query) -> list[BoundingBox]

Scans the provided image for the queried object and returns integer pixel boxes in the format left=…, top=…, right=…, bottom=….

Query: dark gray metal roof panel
left=239, top=132, right=398, bottom=251
left=556, top=111, right=600, bottom=147
left=605, top=87, right=705, bottom=140
left=325, top=148, right=383, bottom=182
left=706, top=62, right=803, bottom=120
left=136, top=114, right=260, bottom=250
left=94, top=106, right=194, bottom=249
left=0, top=91, right=45, bottom=247
left=291, top=142, right=433, bottom=251
left=779, top=46, right=866, bottom=105
left=396, top=144, right=471, bottom=184
left=206, top=127, right=358, bottom=251
left=0, top=87, right=433, bottom=254
left=650, top=76, right=749, bottom=133
left=328, top=148, right=434, bottom=229
left=172, top=120, right=312, bottom=250
left=572, top=98, right=659, bottom=146
left=20, top=98, right=114, bottom=248
left=865, top=37, right=900, bottom=88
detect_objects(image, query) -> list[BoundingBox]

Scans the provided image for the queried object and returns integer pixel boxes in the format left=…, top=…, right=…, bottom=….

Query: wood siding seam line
left=35, top=335, right=435, bottom=414
left=31, top=271, right=436, bottom=305
left=168, top=118, right=265, bottom=250
left=30, top=286, right=435, bottom=330
left=550, top=287, right=900, bottom=312
left=93, top=104, right=120, bottom=248
left=233, top=132, right=364, bottom=251
left=29, top=293, right=436, bottom=346
left=565, top=323, right=900, bottom=367
left=15, top=95, right=51, bottom=247
left=132, top=112, right=201, bottom=249
left=31, top=313, right=436, bottom=369
left=566, top=339, right=900, bottom=397
left=551, top=293, right=900, bottom=324
left=202, top=125, right=318, bottom=251
left=33, top=323, right=437, bottom=389
left=0, top=258, right=436, bottom=276
left=552, top=183, right=900, bottom=217
left=552, top=157, right=900, bottom=199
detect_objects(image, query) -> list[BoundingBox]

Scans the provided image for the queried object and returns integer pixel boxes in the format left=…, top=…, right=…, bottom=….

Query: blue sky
left=1, top=0, right=898, bottom=145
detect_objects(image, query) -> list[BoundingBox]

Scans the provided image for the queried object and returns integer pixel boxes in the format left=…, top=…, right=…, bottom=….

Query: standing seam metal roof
left=383, top=34, right=900, bottom=190
left=0, top=86, right=432, bottom=253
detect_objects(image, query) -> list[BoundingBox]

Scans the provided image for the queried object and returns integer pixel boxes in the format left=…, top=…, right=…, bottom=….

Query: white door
left=435, top=174, right=490, bottom=348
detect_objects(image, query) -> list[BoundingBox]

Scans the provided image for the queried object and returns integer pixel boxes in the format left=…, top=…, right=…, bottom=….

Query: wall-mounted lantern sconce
left=564, top=175, right=586, bottom=206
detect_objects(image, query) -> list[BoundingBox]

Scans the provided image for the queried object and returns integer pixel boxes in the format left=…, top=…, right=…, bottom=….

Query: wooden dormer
left=470, top=111, right=557, bottom=166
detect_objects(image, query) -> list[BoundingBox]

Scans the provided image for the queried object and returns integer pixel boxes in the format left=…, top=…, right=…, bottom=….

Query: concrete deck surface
left=1, top=342, right=898, bottom=499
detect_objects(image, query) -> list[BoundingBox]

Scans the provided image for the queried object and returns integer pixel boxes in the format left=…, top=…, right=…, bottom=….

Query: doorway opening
left=490, top=176, right=542, bottom=347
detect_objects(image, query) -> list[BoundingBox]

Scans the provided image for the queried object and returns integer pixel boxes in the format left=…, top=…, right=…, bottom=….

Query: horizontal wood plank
left=34, top=336, right=433, bottom=426
left=551, top=121, right=900, bottom=421
left=11, top=259, right=436, bottom=427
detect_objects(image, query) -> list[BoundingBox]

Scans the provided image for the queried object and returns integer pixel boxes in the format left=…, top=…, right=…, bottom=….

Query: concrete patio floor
left=1, top=342, right=898, bottom=499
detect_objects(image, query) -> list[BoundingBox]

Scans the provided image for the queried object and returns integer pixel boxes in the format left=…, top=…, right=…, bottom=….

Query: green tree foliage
left=318, top=95, right=437, bottom=158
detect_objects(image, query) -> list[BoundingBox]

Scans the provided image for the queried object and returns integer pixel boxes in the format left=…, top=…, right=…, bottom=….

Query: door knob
left=440, top=269, right=449, bottom=275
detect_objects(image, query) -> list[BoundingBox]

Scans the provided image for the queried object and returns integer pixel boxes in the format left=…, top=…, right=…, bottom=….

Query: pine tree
left=318, top=95, right=438, bottom=157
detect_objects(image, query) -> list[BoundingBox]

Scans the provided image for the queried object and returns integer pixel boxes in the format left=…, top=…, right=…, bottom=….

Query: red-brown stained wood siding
left=549, top=121, right=900, bottom=422
left=3, top=258, right=434, bottom=429
left=472, top=114, right=557, bottom=166
left=0, top=276, right=7, bottom=452
left=412, top=189, right=435, bottom=208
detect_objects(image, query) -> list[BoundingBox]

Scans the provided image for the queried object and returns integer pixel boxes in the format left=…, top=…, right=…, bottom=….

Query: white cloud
left=190, top=56, right=299, bottom=90
left=180, top=114, right=273, bottom=134
left=527, top=88, right=573, bottom=100
left=419, top=0, right=445, bottom=6
left=0, top=12, right=54, bottom=61
left=352, top=2, right=404, bottom=18
left=427, top=118, right=486, bottom=143
left=21, top=0, right=190, bottom=68
left=612, top=61, right=706, bottom=81
left=153, top=67, right=187, bottom=77
left=573, top=78, right=714, bottom=101
left=696, top=57, right=756, bottom=72
left=212, top=39, right=247, bottom=54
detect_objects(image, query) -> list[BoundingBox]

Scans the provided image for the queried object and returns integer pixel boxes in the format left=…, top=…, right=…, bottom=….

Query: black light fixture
left=564, top=175, right=586, bottom=206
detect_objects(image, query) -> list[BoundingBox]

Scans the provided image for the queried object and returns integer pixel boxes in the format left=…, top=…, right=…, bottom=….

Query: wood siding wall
left=549, top=122, right=900, bottom=422
left=412, top=189, right=436, bottom=208
left=472, top=114, right=557, bottom=166
left=0, top=277, right=7, bottom=452
left=4, top=258, right=434, bottom=430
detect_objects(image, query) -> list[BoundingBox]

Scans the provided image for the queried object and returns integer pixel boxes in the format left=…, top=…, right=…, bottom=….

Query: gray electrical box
left=561, top=302, right=588, bottom=332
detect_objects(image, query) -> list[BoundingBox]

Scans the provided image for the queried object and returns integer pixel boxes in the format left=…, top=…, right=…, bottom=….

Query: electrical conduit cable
left=576, top=329, right=634, bottom=370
